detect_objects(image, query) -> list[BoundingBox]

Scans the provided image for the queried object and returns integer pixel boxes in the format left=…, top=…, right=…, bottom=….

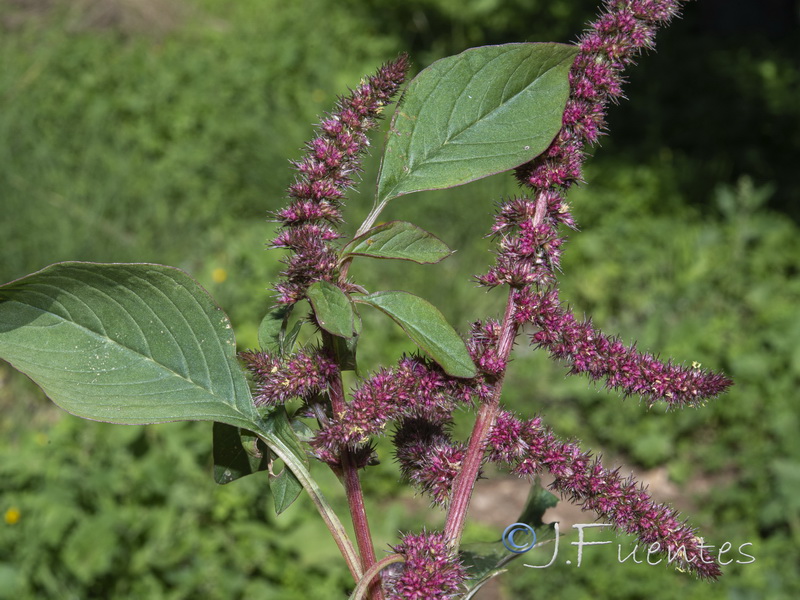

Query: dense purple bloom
left=386, top=531, right=467, bottom=599
left=513, top=287, right=732, bottom=407
left=470, top=0, right=730, bottom=582
left=240, top=349, right=338, bottom=406
left=488, top=410, right=722, bottom=579
left=394, top=418, right=468, bottom=506
left=310, top=356, right=477, bottom=464
left=272, top=56, right=408, bottom=305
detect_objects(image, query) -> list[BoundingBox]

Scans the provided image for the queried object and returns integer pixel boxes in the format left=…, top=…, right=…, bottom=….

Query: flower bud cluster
left=272, top=56, right=408, bottom=304
left=482, top=1, right=686, bottom=290
left=487, top=409, right=722, bottom=579
left=394, top=418, right=468, bottom=506
left=516, top=0, right=682, bottom=195
left=240, top=349, right=338, bottom=406
left=386, top=531, right=466, bottom=599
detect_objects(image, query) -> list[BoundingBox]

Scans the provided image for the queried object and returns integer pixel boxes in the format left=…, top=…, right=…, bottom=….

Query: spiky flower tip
left=386, top=531, right=467, bottom=599
left=481, top=1, right=687, bottom=288
left=516, top=0, right=684, bottom=194
left=513, top=287, right=732, bottom=408
left=240, top=349, right=338, bottom=406
left=393, top=418, right=467, bottom=506
left=488, top=410, right=722, bottom=579
left=272, top=55, right=409, bottom=305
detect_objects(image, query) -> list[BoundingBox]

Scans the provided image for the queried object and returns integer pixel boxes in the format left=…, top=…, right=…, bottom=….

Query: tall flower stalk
left=443, top=0, right=730, bottom=584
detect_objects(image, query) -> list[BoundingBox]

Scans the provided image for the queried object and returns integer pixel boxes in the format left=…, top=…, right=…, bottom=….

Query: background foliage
left=1, top=0, right=798, bottom=598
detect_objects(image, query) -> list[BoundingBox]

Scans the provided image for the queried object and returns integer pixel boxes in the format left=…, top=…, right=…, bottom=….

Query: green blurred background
left=1, top=0, right=798, bottom=598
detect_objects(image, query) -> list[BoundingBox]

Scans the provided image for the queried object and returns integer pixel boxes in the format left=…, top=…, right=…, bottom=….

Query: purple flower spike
left=272, top=55, right=408, bottom=305
left=386, top=531, right=467, bottom=599
left=311, top=356, right=471, bottom=455
left=488, top=411, right=722, bottom=579
left=514, top=288, right=732, bottom=408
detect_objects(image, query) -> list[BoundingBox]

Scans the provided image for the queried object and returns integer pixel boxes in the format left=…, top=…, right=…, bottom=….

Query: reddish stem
left=325, top=337, right=384, bottom=600
left=445, top=194, right=546, bottom=546
left=444, top=287, right=519, bottom=546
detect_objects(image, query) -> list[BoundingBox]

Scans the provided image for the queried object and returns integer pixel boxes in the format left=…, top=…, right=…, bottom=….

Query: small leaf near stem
left=354, top=291, right=476, bottom=378
left=341, top=221, right=454, bottom=265
left=307, top=280, right=358, bottom=339
left=254, top=421, right=364, bottom=582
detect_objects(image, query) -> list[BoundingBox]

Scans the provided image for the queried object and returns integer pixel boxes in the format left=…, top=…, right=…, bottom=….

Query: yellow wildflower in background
left=4, top=507, right=21, bottom=525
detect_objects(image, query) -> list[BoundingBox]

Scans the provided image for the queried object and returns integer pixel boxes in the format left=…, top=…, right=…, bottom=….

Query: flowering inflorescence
left=272, top=55, right=408, bottom=305
left=488, top=409, right=722, bottom=579
left=386, top=531, right=467, bottom=600
left=512, top=287, right=732, bottom=407
left=310, top=356, right=481, bottom=474
left=394, top=418, right=468, bottom=507
left=240, top=349, right=338, bottom=406
left=478, top=0, right=732, bottom=410
left=258, top=0, right=732, bottom=594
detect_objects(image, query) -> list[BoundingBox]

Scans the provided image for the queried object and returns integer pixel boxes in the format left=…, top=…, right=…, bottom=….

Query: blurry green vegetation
left=1, top=0, right=798, bottom=598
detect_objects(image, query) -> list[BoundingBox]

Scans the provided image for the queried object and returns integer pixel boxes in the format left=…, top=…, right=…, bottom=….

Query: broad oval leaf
left=341, top=221, right=453, bottom=264
left=355, top=291, right=476, bottom=378
left=376, top=43, right=577, bottom=205
left=306, top=280, right=356, bottom=338
left=0, top=262, right=258, bottom=429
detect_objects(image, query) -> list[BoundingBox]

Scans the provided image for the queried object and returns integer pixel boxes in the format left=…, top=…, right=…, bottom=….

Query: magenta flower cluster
left=481, top=0, right=732, bottom=410
left=512, top=287, right=732, bottom=407
left=272, top=55, right=408, bottom=304
left=394, top=418, right=468, bottom=506
left=240, top=349, right=338, bottom=406
left=309, top=356, right=476, bottom=470
left=386, top=531, right=466, bottom=599
left=487, top=409, right=722, bottom=579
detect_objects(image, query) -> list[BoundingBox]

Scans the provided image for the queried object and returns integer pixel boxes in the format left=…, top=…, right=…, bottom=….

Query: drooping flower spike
left=488, top=410, right=722, bottom=579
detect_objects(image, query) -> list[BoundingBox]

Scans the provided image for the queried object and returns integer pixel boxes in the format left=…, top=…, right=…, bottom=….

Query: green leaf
left=283, top=319, right=303, bottom=356
left=516, top=478, right=559, bottom=534
left=257, top=305, right=292, bottom=355
left=341, top=221, right=453, bottom=264
left=306, top=280, right=356, bottom=338
left=354, top=291, right=476, bottom=378
left=461, top=479, right=559, bottom=597
left=256, top=407, right=307, bottom=514
left=0, top=262, right=257, bottom=429
left=272, top=466, right=304, bottom=514
left=212, top=421, right=270, bottom=485
left=376, top=43, right=577, bottom=206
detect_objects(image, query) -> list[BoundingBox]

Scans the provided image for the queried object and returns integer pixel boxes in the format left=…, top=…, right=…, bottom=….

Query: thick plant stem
left=444, top=287, right=520, bottom=547
left=324, top=334, right=384, bottom=600
left=254, top=432, right=363, bottom=582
